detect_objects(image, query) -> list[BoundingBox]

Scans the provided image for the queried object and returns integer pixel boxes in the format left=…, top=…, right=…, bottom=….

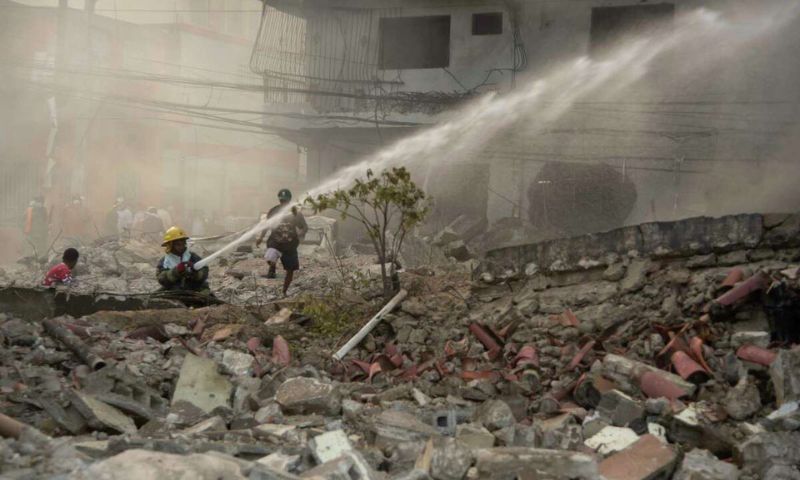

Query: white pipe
left=333, top=289, right=407, bottom=361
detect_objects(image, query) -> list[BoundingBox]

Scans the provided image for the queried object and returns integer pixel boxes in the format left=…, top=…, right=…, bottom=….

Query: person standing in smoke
left=61, top=195, right=91, bottom=243
left=255, top=189, right=307, bottom=296
left=115, top=198, right=133, bottom=240
left=23, top=196, right=49, bottom=260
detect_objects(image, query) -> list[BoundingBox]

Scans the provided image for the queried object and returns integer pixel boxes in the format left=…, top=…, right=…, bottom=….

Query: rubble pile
left=2, top=212, right=800, bottom=479
left=1, top=215, right=382, bottom=305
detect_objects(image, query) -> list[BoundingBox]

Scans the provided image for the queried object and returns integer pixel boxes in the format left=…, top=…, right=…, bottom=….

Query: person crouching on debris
left=43, top=248, right=79, bottom=287
left=156, top=226, right=210, bottom=294
left=255, top=188, right=307, bottom=296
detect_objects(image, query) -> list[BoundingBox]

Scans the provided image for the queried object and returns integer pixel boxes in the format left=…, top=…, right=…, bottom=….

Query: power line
left=6, top=56, right=462, bottom=105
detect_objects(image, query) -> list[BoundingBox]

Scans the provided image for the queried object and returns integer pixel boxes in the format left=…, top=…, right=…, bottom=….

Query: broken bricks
left=599, top=434, right=677, bottom=480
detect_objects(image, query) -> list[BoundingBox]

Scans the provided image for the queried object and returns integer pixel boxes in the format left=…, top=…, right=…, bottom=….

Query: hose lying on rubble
left=42, top=318, right=107, bottom=371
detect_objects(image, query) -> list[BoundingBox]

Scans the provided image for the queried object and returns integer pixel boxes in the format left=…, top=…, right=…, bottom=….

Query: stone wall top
left=482, top=213, right=800, bottom=277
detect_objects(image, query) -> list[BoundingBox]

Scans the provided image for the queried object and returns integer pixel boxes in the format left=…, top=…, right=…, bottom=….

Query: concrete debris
left=75, top=449, right=247, bottom=480
left=723, top=377, right=762, bottom=420
left=673, top=448, right=740, bottom=480
left=599, top=434, right=677, bottom=480
left=584, top=425, right=639, bottom=456
left=473, top=447, right=599, bottom=480
left=770, top=348, right=800, bottom=406
left=597, top=389, right=645, bottom=428
left=455, top=423, right=496, bottom=449
left=221, top=349, right=255, bottom=377
left=310, top=429, right=353, bottom=463
left=172, top=354, right=234, bottom=413
left=430, top=437, right=473, bottom=480
left=275, top=377, right=342, bottom=416
left=4, top=212, right=800, bottom=479
left=473, top=399, right=515, bottom=431
left=257, top=452, right=301, bottom=472
left=70, top=390, right=137, bottom=435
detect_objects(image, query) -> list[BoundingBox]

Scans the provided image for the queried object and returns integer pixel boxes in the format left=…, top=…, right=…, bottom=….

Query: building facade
left=252, top=0, right=800, bottom=239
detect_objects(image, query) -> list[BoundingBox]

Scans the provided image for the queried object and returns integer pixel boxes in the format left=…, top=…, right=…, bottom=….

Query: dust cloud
left=2, top=0, right=800, bottom=266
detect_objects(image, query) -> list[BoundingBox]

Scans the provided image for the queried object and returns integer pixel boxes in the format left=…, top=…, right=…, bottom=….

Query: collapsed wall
left=4, top=212, right=800, bottom=479
left=483, top=212, right=796, bottom=277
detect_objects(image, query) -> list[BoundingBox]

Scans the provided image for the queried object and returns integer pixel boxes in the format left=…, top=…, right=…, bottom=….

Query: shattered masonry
left=3, top=212, right=800, bottom=478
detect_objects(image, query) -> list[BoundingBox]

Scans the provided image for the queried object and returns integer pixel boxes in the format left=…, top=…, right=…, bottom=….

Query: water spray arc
left=194, top=4, right=799, bottom=271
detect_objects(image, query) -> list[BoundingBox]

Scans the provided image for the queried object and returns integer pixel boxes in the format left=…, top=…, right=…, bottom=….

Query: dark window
left=472, top=12, right=503, bottom=35
left=590, top=4, right=675, bottom=56
left=379, top=15, right=450, bottom=69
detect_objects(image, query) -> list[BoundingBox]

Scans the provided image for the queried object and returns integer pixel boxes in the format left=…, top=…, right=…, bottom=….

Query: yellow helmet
left=162, top=226, right=189, bottom=246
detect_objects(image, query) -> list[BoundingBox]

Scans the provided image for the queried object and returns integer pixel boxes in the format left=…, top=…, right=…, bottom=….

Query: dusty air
left=1, top=1, right=800, bottom=478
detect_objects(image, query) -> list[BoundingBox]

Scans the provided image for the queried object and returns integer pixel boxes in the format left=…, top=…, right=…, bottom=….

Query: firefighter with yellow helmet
left=156, top=226, right=210, bottom=294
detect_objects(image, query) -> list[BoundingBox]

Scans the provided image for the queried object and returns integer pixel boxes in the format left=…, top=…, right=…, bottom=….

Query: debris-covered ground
left=3, top=212, right=800, bottom=479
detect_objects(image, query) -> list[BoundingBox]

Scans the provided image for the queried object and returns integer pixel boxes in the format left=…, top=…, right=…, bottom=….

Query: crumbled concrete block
left=456, top=423, right=495, bottom=449
left=723, top=378, right=762, bottom=420
left=473, top=400, right=515, bottom=431
left=540, top=413, right=583, bottom=451
left=647, top=423, right=668, bottom=443
left=770, top=348, right=800, bottom=406
left=256, top=452, right=301, bottom=473
left=79, top=449, right=246, bottom=479
left=432, top=410, right=458, bottom=436
left=373, top=410, right=439, bottom=448
left=730, top=332, right=770, bottom=349
left=474, top=447, right=599, bottom=479
left=180, top=416, right=227, bottom=435
left=303, top=450, right=372, bottom=480
left=673, top=448, right=740, bottom=480
left=275, top=377, right=342, bottom=416
left=253, top=423, right=297, bottom=441
left=299, top=455, right=356, bottom=480
left=71, top=390, right=137, bottom=435
left=221, top=350, right=254, bottom=377
left=310, top=430, right=353, bottom=464
left=597, top=389, right=645, bottom=428
left=584, top=426, right=639, bottom=456
left=493, top=425, right=516, bottom=446
left=764, top=400, right=800, bottom=431
left=599, top=434, right=677, bottom=480
left=620, top=259, right=649, bottom=292
left=172, top=354, right=233, bottom=413
left=736, top=432, right=800, bottom=475
left=512, top=424, right=542, bottom=448
left=431, top=437, right=473, bottom=480
left=582, top=411, right=610, bottom=439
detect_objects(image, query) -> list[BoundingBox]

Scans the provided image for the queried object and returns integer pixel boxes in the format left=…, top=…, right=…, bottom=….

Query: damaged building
left=252, top=0, right=800, bottom=240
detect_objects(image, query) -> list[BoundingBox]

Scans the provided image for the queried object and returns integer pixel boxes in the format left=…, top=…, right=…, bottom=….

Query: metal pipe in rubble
left=42, top=318, right=107, bottom=371
left=333, top=289, right=408, bottom=361
left=0, top=413, right=51, bottom=445
left=192, top=202, right=296, bottom=271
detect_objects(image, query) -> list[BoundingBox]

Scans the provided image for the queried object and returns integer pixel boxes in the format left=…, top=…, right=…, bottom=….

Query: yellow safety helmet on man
left=162, top=226, right=189, bottom=247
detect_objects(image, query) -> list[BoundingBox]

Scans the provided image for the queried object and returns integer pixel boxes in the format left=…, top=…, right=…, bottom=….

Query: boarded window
left=590, top=4, right=675, bottom=56
left=472, top=12, right=503, bottom=35
left=379, top=16, right=450, bottom=69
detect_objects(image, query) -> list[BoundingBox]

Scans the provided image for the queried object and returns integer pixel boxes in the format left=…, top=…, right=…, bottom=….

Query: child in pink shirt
left=43, top=248, right=79, bottom=287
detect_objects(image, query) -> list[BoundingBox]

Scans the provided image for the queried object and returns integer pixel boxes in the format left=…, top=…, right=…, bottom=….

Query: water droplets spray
left=194, top=3, right=799, bottom=270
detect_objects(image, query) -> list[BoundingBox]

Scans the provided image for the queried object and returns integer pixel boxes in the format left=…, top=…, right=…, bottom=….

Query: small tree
left=306, top=167, right=429, bottom=300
